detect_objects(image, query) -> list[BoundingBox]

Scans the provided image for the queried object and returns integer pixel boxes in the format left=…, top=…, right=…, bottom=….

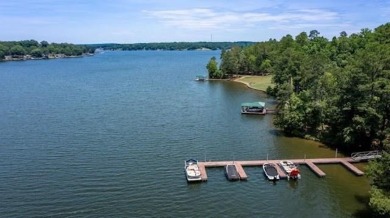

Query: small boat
left=263, top=163, right=280, bottom=181
left=279, top=160, right=301, bottom=180
left=241, top=102, right=266, bottom=115
left=195, top=75, right=206, bottom=81
left=184, top=159, right=202, bottom=182
left=225, top=164, right=240, bottom=181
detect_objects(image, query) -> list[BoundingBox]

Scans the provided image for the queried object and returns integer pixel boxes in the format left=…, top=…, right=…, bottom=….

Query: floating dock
left=196, top=157, right=364, bottom=181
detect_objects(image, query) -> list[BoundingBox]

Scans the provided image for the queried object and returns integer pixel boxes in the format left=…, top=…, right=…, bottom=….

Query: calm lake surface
left=0, top=51, right=371, bottom=217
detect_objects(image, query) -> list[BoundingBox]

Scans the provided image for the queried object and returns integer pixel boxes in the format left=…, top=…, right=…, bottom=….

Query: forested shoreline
left=0, top=40, right=94, bottom=61
left=85, top=41, right=254, bottom=51
left=207, top=22, right=390, bottom=216
left=208, top=23, right=390, bottom=151
left=0, top=40, right=255, bottom=61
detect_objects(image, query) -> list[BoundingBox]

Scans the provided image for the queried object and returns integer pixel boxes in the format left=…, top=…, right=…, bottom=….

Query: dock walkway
left=197, top=157, right=364, bottom=181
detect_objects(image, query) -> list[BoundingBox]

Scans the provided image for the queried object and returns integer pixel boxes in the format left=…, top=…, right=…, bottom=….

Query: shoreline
left=231, top=75, right=272, bottom=92
left=232, top=76, right=263, bottom=92
left=1, top=53, right=94, bottom=62
left=207, top=75, right=271, bottom=93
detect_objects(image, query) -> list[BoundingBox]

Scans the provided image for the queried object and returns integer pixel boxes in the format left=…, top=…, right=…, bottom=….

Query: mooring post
left=335, top=149, right=338, bottom=158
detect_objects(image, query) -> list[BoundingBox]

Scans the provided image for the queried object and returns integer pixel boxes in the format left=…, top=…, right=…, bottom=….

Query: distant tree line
left=0, top=40, right=94, bottom=60
left=85, top=41, right=255, bottom=51
left=208, top=22, right=390, bottom=216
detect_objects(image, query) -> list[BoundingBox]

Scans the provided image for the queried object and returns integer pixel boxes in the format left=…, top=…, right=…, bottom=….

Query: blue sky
left=1, top=0, right=389, bottom=44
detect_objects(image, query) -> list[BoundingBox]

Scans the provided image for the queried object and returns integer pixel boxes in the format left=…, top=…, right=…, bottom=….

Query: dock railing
left=351, top=150, right=382, bottom=161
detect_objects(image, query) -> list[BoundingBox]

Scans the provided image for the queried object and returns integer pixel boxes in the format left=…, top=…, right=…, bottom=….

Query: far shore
left=1, top=53, right=94, bottom=62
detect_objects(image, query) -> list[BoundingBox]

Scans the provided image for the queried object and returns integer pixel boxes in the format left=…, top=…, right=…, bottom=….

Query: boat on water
left=184, top=159, right=202, bottom=182
left=241, top=102, right=266, bottom=115
left=225, top=164, right=240, bottom=181
left=263, top=163, right=280, bottom=181
left=279, top=160, right=301, bottom=180
left=195, top=75, right=206, bottom=81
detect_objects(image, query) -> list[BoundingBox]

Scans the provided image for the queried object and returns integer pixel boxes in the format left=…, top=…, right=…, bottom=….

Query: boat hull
left=241, top=108, right=266, bottom=115
left=185, top=174, right=202, bottom=182
left=241, top=102, right=267, bottom=115
left=263, top=163, right=280, bottom=181
left=225, top=165, right=240, bottom=181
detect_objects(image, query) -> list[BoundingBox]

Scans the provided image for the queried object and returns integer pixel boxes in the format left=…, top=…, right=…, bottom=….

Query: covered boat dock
left=241, top=101, right=267, bottom=114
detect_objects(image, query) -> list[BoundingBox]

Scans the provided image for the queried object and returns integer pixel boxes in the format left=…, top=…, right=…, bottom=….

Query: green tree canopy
left=215, top=23, right=390, bottom=215
left=40, top=40, right=49, bottom=47
left=367, top=152, right=390, bottom=216
left=207, top=56, right=223, bottom=79
left=9, top=45, right=26, bottom=56
left=0, top=40, right=94, bottom=60
left=30, top=48, right=43, bottom=57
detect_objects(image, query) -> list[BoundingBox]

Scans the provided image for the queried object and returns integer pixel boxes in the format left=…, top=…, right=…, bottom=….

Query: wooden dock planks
left=340, top=160, right=364, bottom=176
left=274, top=163, right=288, bottom=179
left=197, top=163, right=208, bottom=181
left=195, top=157, right=365, bottom=181
left=305, top=160, right=326, bottom=177
left=234, top=162, right=248, bottom=180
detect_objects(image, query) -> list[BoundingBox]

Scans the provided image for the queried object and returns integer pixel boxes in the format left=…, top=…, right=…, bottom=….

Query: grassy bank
left=234, top=75, right=274, bottom=92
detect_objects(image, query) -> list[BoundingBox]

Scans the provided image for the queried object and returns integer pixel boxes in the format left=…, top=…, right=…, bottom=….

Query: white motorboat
left=279, top=160, right=301, bottom=180
left=184, top=159, right=202, bottom=182
left=195, top=75, right=206, bottom=81
left=263, top=163, right=280, bottom=181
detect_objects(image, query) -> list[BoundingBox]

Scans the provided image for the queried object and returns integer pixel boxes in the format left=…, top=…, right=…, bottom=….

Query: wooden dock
left=265, top=109, right=278, bottom=114
left=196, top=157, right=364, bottom=181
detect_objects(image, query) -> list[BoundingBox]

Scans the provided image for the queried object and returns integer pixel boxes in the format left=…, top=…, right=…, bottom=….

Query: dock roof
left=241, top=101, right=265, bottom=107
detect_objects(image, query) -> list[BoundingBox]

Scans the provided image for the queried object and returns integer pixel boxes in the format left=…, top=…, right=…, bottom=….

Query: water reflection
left=287, top=180, right=299, bottom=190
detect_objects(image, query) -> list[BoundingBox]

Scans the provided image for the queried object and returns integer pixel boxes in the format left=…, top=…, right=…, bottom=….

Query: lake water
left=0, top=51, right=371, bottom=217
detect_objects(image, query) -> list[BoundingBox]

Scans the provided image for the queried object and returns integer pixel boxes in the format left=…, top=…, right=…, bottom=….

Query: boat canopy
left=241, top=102, right=265, bottom=108
left=185, top=159, right=198, bottom=164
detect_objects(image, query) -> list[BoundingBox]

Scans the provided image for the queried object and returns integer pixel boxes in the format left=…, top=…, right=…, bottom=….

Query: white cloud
left=270, top=22, right=351, bottom=30
left=1, top=0, right=386, bottom=43
left=143, top=8, right=340, bottom=31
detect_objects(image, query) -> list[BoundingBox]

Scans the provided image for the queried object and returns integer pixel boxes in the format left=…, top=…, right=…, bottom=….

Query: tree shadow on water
left=268, top=129, right=283, bottom=137
left=352, top=194, right=385, bottom=218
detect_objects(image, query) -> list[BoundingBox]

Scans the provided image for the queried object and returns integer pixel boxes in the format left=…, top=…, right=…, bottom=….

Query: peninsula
left=0, top=40, right=94, bottom=61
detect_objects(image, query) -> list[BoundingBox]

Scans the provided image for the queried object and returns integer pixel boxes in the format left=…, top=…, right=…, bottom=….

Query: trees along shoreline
left=207, top=23, right=390, bottom=216
left=85, top=41, right=255, bottom=51
left=207, top=23, right=390, bottom=153
left=0, top=40, right=94, bottom=61
left=0, top=40, right=255, bottom=62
